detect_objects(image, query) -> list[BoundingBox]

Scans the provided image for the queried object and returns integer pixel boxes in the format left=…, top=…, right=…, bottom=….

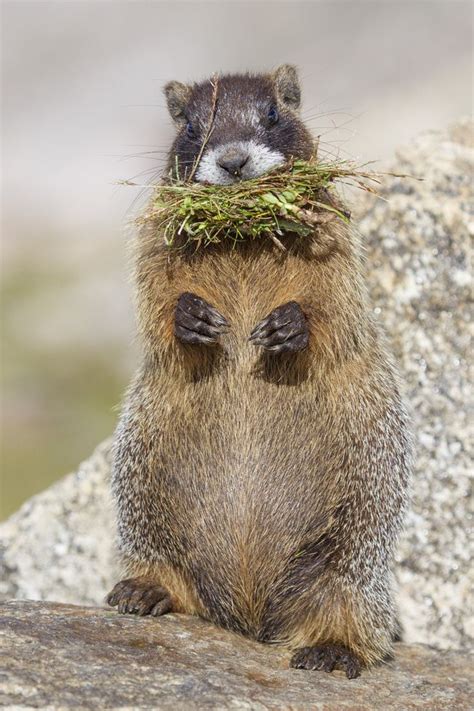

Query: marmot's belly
left=182, top=465, right=327, bottom=638
left=159, top=379, right=325, bottom=519
left=156, top=383, right=330, bottom=635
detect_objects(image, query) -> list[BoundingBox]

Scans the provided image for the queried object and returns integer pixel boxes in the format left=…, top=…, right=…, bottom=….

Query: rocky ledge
left=1, top=600, right=472, bottom=710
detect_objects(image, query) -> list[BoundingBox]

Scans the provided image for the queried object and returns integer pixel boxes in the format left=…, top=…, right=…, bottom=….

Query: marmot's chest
left=186, top=246, right=309, bottom=334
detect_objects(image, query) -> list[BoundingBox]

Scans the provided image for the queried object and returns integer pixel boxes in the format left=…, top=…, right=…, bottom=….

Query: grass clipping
left=136, top=157, right=385, bottom=251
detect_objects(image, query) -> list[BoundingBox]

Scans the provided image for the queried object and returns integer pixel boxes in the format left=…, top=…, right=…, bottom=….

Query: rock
left=1, top=600, right=472, bottom=710
left=1, top=121, right=472, bottom=652
left=359, top=118, right=473, bottom=651
left=0, top=440, right=117, bottom=606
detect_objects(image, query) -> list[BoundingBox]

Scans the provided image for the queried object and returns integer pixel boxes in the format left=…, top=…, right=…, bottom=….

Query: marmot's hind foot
left=106, top=577, right=172, bottom=617
left=290, top=644, right=362, bottom=679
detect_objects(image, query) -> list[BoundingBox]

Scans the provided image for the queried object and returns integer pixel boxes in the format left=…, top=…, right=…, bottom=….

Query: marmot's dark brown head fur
left=163, top=65, right=314, bottom=184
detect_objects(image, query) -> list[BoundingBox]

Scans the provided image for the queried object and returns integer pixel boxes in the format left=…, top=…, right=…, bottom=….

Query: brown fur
left=109, top=68, right=413, bottom=671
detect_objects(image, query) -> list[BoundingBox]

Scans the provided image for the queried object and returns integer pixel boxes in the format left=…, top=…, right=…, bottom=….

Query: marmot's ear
left=272, top=64, right=301, bottom=110
left=163, top=81, right=192, bottom=125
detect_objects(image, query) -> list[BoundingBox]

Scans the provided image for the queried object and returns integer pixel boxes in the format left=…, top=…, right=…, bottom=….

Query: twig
left=267, top=232, right=286, bottom=251
left=187, top=74, right=220, bottom=183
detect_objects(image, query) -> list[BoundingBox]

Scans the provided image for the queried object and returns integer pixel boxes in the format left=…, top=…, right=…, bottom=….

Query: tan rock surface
left=1, top=600, right=472, bottom=710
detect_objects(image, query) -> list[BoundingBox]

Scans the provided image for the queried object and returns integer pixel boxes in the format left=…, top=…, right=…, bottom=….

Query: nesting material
left=136, top=158, right=388, bottom=250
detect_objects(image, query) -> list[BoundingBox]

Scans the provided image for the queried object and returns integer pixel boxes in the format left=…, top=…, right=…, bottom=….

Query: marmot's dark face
left=164, top=65, right=314, bottom=184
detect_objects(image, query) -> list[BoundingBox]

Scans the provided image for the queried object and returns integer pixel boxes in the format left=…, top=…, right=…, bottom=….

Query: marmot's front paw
left=290, top=644, right=362, bottom=679
left=106, top=577, right=172, bottom=616
left=175, top=292, right=229, bottom=345
left=249, top=301, right=308, bottom=353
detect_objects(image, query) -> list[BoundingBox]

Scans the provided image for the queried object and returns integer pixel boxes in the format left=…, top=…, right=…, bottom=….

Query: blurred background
left=1, top=0, right=472, bottom=518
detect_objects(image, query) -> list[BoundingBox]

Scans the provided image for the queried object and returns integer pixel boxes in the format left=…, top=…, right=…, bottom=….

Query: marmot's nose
left=217, top=150, right=249, bottom=177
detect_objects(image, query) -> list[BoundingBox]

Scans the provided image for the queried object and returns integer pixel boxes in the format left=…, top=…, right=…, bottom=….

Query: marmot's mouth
left=195, top=140, right=285, bottom=186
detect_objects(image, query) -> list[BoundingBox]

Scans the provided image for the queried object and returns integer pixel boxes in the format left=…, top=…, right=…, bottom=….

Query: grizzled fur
left=108, top=65, right=413, bottom=676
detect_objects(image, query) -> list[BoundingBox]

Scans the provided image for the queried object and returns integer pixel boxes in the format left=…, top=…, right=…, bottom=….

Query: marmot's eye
left=186, top=121, right=195, bottom=138
left=268, top=107, right=279, bottom=125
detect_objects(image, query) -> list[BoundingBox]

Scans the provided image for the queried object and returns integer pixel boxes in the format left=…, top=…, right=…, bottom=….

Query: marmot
left=106, top=65, right=413, bottom=678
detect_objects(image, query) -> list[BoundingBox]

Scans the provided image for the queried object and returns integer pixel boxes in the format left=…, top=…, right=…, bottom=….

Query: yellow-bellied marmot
left=106, top=65, right=413, bottom=679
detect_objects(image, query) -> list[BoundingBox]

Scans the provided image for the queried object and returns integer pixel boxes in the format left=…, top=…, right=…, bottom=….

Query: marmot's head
left=164, top=65, right=314, bottom=184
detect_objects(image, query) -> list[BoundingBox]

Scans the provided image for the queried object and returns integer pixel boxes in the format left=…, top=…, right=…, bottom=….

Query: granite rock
left=0, top=121, right=472, bottom=651
left=1, top=600, right=472, bottom=710
left=0, top=440, right=117, bottom=606
left=359, top=118, right=473, bottom=650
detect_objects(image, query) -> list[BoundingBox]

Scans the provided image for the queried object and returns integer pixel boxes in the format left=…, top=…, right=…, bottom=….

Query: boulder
left=1, top=600, right=472, bottom=710
left=1, top=121, right=472, bottom=651
left=360, top=118, right=473, bottom=650
left=0, top=440, right=117, bottom=606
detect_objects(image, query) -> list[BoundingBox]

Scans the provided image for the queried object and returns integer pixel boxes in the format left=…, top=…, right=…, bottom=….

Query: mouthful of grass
left=129, top=157, right=394, bottom=251
left=121, top=75, right=413, bottom=251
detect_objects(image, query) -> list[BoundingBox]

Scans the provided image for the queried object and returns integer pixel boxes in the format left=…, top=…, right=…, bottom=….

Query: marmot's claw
left=249, top=301, right=308, bottom=353
left=175, top=291, right=229, bottom=345
left=106, top=577, right=172, bottom=617
left=290, top=644, right=362, bottom=679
